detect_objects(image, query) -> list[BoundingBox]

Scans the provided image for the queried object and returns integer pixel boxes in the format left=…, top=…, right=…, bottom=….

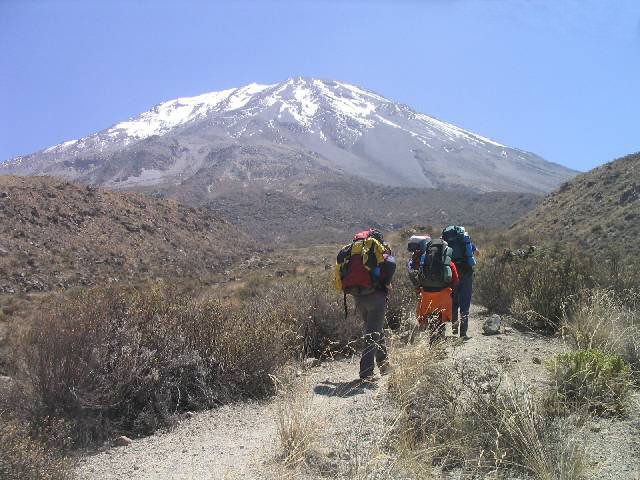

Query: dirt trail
left=76, top=306, right=640, bottom=479
left=76, top=355, right=390, bottom=480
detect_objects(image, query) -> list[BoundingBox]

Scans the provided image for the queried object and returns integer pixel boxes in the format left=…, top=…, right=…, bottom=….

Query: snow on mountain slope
left=1, top=77, right=577, bottom=193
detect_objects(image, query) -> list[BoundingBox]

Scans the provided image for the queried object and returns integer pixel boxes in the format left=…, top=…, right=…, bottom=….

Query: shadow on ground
left=313, top=379, right=377, bottom=398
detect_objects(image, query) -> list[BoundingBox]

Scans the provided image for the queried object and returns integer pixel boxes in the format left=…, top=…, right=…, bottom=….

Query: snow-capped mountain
left=1, top=77, right=576, bottom=193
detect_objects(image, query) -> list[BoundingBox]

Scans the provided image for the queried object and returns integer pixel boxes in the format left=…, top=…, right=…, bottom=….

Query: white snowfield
left=1, top=76, right=575, bottom=193
left=15, top=77, right=504, bottom=155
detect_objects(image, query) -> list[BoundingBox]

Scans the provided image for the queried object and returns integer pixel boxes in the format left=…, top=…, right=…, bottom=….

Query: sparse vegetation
left=513, top=152, right=640, bottom=259
left=387, top=345, right=587, bottom=479
left=546, top=349, right=632, bottom=417
left=1, top=161, right=637, bottom=477
left=0, top=175, right=249, bottom=296
left=475, top=243, right=596, bottom=329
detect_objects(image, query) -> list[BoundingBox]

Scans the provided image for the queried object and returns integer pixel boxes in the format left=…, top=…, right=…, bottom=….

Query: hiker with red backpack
left=441, top=226, right=477, bottom=340
left=335, top=229, right=396, bottom=380
left=407, top=234, right=459, bottom=343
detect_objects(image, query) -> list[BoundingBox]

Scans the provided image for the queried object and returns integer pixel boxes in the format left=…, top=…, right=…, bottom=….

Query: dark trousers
left=354, top=292, right=388, bottom=378
left=452, top=272, right=473, bottom=335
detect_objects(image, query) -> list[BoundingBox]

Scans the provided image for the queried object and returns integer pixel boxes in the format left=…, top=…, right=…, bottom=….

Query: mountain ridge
left=511, top=151, right=640, bottom=257
left=2, top=77, right=576, bottom=194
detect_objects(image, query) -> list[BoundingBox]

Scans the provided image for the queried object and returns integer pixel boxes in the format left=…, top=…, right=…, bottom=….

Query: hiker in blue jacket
left=441, top=226, right=477, bottom=340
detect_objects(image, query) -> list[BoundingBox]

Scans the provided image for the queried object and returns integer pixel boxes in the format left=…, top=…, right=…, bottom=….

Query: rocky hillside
left=512, top=152, right=639, bottom=256
left=0, top=176, right=249, bottom=294
left=1, top=77, right=576, bottom=194
left=196, top=177, right=540, bottom=244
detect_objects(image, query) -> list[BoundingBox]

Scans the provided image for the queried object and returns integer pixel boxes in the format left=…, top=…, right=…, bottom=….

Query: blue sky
left=1, top=0, right=639, bottom=171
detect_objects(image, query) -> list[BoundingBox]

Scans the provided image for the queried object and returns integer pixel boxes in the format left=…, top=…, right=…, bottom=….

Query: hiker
left=442, top=226, right=477, bottom=340
left=407, top=234, right=459, bottom=342
left=335, top=229, right=396, bottom=380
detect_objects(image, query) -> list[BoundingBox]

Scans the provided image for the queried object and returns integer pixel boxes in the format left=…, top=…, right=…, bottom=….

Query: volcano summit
left=2, top=77, right=575, bottom=194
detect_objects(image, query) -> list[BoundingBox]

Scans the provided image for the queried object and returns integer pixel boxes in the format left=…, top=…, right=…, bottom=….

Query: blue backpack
left=441, top=226, right=476, bottom=267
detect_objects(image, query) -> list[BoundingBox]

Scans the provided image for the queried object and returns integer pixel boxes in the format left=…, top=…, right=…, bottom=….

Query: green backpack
left=417, top=239, right=453, bottom=290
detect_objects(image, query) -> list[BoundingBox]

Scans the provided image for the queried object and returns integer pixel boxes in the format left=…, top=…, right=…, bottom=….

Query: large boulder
left=483, top=314, right=502, bottom=335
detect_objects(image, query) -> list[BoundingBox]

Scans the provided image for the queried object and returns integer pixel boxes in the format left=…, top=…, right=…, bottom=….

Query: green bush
left=546, top=349, right=632, bottom=416
left=563, top=289, right=640, bottom=379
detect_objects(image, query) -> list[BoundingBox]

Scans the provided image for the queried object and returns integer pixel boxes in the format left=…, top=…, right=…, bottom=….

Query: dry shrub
left=15, top=282, right=298, bottom=446
left=9, top=272, right=361, bottom=447
left=470, top=382, right=587, bottom=480
left=274, top=378, right=319, bottom=471
left=0, top=416, right=74, bottom=480
left=256, top=272, right=361, bottom=358
left=474, top=255, right=516, bottom=315
left=475, top=244, right=596, bottom=329
left=294, top=276, right=361, bottom=358
left=388, top=341, right=586, bottom=479
left=546, top=349, right=632, bottom=417
left=563, top=288, right=640, bottom=378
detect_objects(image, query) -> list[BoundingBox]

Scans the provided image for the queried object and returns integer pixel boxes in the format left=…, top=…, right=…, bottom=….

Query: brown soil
left=0, top=175, right=250, bottom=296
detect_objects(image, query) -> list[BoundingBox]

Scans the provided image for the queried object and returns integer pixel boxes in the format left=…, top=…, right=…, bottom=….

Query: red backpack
left=335, top=230, right=386, bottom=317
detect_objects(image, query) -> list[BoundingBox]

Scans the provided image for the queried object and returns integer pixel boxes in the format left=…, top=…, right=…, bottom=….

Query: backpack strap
left=361, top=237, right=385, bottom=270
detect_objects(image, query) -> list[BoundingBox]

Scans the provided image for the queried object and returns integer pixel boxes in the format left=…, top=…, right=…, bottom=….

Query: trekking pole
left=343, top=291, right=348, bottom=319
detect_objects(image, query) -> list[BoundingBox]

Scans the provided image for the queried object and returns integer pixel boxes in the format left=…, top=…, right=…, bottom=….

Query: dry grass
left=386, top=340, right=587, bottom=479
left=474, top=382, right=587, bottom=480
left=273, top=376, right=320, bottom=472
left=563, top=288, right=640, bottom=378
left=0, top=415, right=74, bottom=480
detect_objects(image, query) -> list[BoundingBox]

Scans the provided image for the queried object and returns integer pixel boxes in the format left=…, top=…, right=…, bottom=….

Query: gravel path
left=77, top=402, right=279, bottom=479
left=75, top=305, right=640, bottom=479
left=76, top=355, right=392, bottom=480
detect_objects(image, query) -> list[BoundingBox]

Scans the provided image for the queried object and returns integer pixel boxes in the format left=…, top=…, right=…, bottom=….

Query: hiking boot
left=461, top=335, right=472, bottom=341
left=451, top=322, right=459, bottom=335
left=379, top=363, right=394, bottom=376
left=358, top=374, right=379, bottom=385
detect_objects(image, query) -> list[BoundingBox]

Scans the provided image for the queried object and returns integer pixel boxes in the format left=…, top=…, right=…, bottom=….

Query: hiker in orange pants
left=407, top=234, right=459, bottom=342
left=416, top=286, right=454, bottom=328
